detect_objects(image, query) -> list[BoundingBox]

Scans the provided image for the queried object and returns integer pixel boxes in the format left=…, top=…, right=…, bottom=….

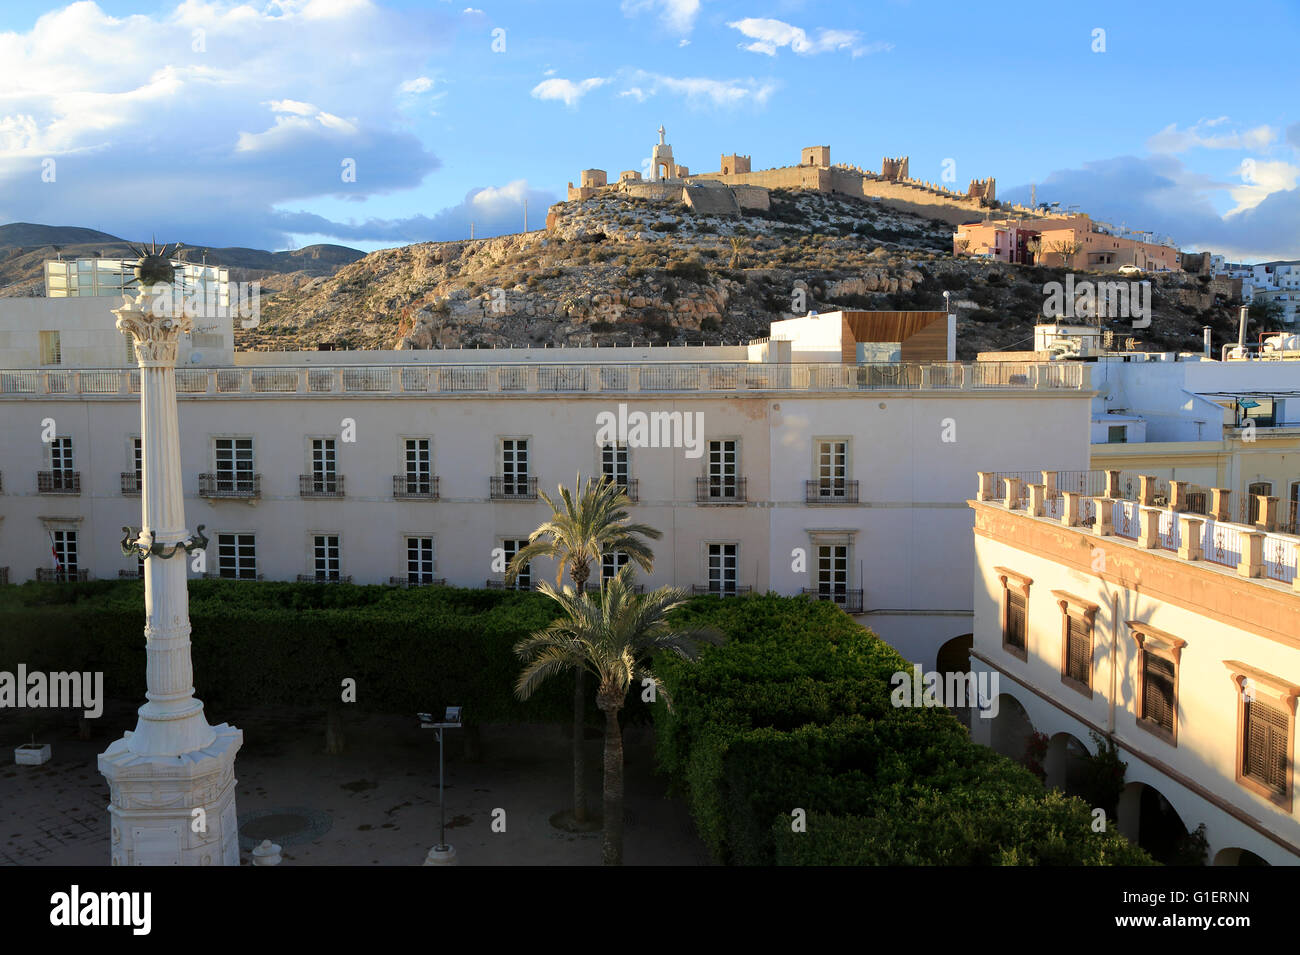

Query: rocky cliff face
left=238, top=188, right=1254, bottom=358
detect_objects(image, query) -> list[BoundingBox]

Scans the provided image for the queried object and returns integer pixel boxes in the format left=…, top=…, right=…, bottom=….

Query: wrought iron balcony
left=119, top=567, right=144, bottom=579
left=35, top=568, right=89, bottom=582
left=296, top=573, right=352, bottom=584
left=198, top=473, right=261, bottom=499
left=696, top=476, right=747, bottom=503
left=37, top=470, right=80, bottom=494
left=393, top=475, right=440, bottom=499
left=691, top=584, right=752, bottom=598
left=299, top=473, right=345, bottom=498
left=0, top=567, right=8, bottom=586
left=121, top=472, right=142, bottom=496
left=613, top=478, right=638, bottom=503
left=388, top=576, right=448, bottom=588
left=490, top=475, right=538, bottom=500
left=485, top=578, right=537, bottom=590
left=801, top=587, right=865, bottom=613
left=203, top=572, right=264, bottom=581
left=805, top=479, right=860, bottom=504
left=584, top=580, right=646, bottom=594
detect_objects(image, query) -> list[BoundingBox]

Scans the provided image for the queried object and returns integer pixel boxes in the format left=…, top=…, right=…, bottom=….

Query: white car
left=1118, top=264, right=1143, bottom=275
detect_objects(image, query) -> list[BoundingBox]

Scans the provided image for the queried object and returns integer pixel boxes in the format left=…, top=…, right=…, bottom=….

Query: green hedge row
left=652, top=595, right=1153, bottom=866
left=0, top=580, right=618, bottom=725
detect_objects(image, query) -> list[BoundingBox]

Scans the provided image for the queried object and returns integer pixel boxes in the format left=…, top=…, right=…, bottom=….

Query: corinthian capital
left=115, top=289, right=193, bottom=366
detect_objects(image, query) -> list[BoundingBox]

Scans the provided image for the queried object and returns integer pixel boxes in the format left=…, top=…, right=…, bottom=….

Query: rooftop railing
left=0, top=361, right=1085, bottom=398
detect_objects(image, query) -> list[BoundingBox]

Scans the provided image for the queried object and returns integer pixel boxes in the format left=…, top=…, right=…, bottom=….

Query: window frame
left=1128, top=621, right=1186, bottom=746
left=1052, top=590, right=1099, bottom=697
left=217, top=532, right=257, bottom=580
left=1225, top=661, right=1298, bottom=812
left=995, top=567, right=1032, bottom=662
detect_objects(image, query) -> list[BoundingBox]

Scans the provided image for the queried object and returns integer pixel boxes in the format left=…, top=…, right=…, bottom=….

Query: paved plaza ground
left=0, top=702, right=710, bottom=866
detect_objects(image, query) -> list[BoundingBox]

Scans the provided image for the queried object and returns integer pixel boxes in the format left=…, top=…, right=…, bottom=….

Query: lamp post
left=98, top=243, right=243, bottom=865
left=419, top=706, right=462, bottom=865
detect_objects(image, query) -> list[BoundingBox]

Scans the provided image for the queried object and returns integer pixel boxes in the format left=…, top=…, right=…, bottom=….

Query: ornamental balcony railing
left=484, top=578, right=538, bottom=590
left=0, top=361, right=1086, bottom=399
left=0, top=567, right=8, bottom=586
left=612, top=478, right=638, bottom=503
left=490, top=476, right=538, bottom=500
left=119, top=567, right=144, bottom=579
left=801, top=587, right=865, bottom=613
left=691, top=584, right=752, bottom=598
left=203, top=572, right=265, bottom=581
left=198, top=473, right=261, bottom=499
left=37, top=470, right=80, bottom=494
left=583, top=581, right=646, bottom=594
left=296, top=574, right=353, bottom=584
left=35, top=568, right=89, bottom=582
left=805, top=479, right=860, bottom=504
left=388, top=576, right=447, bottom=588
left=393, top=475, right=440, bottom=499
left=299, top=474, right=345, bottom=498
left=121, top=472, right=142, bottom=495
left=697, top=476, right=746, bottom=503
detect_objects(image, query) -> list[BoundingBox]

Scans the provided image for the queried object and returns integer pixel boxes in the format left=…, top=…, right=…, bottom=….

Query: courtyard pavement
left=0, top=702, right=711, bottom=866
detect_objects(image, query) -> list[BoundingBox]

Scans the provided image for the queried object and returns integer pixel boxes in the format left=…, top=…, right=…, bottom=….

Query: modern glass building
left=44, top=258, right=229, bottom=309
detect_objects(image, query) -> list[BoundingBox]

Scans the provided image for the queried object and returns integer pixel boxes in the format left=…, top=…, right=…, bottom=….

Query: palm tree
left=728, top=236, right=750, bottom=269
left=514, top=568, right=721, bottom=864
left=506, top=474, right=662, bottom=825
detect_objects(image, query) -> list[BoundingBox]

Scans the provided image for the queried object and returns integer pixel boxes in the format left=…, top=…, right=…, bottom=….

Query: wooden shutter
left=1005, top=591, right=1026, bottom=650
left=1244, top=701, right=1288, bottom=795
left=1142, top=654, right=1175, bottom=731
left=1066, top=616, right=1091, bottom=685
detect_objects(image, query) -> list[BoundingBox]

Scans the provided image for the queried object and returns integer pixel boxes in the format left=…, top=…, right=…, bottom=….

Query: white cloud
left=621, top=0, right=702, bottom=36
left=621, top=70, right=776, bottom=108
left=462, top=7, right=483, bottom=14
left=1226, top=158, right=1300, bottom=216
left=530, top=76, right=607, bottom=108
left=400, top=76, right=434, bottom=94
left=1147, top=118, right=1278, bottom=154
left=726, top=17, right=888, bottom=57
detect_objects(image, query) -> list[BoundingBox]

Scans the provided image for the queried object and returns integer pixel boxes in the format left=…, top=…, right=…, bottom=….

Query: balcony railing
left=697, top=476, right=747, bottom=503
left=485, top=578, right=537, bottom=590
left=37, top=470, right=80, bottom=494
left=36, top=568, right=89, bottom=582
left=584, top=581, right=646, bottom=594
left=691, top=584, right=752, bottom=598
left=614, top=478, right=639, bottom=503
left=296, top=574, right=353, bottom=584
left=119, top=567, right=144, bottom=579
left=805, top=479, right=860, bottom=504
left=801, top=587, right=865, bottom=613
left=490, top=475, right=538, bottom=500
left=121, top=472, right=142, bottom=495
left=203, top=572, right=265, bottom=581
left=388, top=576, right=447, bottom=588
left=198, top=473, right=261, bottom=499
left=0, top=567, right=7, bottom=586
left=299, top=474, right=344, bottom=498
left=0, top=361, right=1086, bottom=399
left=393, top=475, right=440, bottom=499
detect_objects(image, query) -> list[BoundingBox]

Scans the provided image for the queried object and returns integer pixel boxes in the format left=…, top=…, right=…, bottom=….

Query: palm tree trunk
left=573, top=669, right=587, bottom=823
left=601, top=702, right=624, bottom=866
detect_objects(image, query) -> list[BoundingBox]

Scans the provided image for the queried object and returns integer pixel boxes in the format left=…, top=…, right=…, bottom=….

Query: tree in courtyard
left=513, top=568, right=721, bottom=864
left=506, top=474, right=662, bottom=825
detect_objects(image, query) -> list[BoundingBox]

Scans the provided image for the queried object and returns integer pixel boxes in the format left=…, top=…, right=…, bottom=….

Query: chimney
left=1203, top=326, right=1212, bottom=358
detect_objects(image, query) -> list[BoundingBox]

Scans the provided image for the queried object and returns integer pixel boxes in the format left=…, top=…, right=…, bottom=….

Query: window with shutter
left=1244, top=701, right=1289, bottom=796
left=1142, top=654, right=1176, bottom=733
left=1005, top=591, right=1026, bottom=651
left=1065, top=616, right=1091, bottom=686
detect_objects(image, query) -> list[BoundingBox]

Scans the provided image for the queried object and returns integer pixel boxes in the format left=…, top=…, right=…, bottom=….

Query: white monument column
left=99, top=259, right=243, bottom=866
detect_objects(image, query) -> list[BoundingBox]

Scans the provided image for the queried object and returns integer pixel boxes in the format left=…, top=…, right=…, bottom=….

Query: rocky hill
left=238, top=189, right=1258, bottom=359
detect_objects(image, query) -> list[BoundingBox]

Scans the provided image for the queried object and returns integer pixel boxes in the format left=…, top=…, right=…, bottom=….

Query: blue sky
left=1, top=0, right=1296, bottom=260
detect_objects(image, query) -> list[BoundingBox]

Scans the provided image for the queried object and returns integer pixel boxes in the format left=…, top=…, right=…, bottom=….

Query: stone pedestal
left=424, top=845, right=459, bottom=866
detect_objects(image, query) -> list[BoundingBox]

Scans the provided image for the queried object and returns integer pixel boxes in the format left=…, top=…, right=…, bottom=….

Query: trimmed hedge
left=652, top=595, right=1153, bottom=866
left=0, top=580, right=611, bottom=725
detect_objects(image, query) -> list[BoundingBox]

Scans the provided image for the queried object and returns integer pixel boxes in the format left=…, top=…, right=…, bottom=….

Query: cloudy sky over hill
left=0, top=0, right=1295, bottom=260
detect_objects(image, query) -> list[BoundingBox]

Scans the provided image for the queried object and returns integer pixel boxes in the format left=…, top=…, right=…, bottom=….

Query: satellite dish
left=189, top=352, right=203, bottom=364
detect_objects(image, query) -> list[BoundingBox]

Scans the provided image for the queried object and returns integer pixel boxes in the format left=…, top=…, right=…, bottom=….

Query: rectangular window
left=1141, top=654, right=1176, bottom=735
left=816, top=440, right=848, bottom=497
left=405, top=439, right=432, bottom=493
left=816, top=544, right=848, bottom=596
left=503, top=539, right=531, bottom=590
left=218, top=533, right=257, bottom=579
left=707, top=543, right=737, bottom=594
left=601, top=442, right=629, bottom=490
left=407, top=537, right=436, bottom=585
left=214, top=438, right=254, bottom=490
left=1244, top=701, right=1289, bottom=797
left=133, top=438, right=143, bottom=486
left=52, top=530, right=77, bottom=577
left=1107, top=425, right=1127, bottom=444
left=708, top=440, right=738, bottom=498
left=1247, top=481, right=1272, bottom=524
left=601, top=550, right=630, bottom=582
left=50, top=436, right=74, bottom=474
left=1005, top=591, right=1027, bottom=653
left=502, top=439, right=530, bottom=495
left=1065, top=616, right=1092, bottom=687
left=39, top=331, right=61, bottom=365
left=313, top=534, right=340, bottom=581
left=312, top=439, right=338, bottom=490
